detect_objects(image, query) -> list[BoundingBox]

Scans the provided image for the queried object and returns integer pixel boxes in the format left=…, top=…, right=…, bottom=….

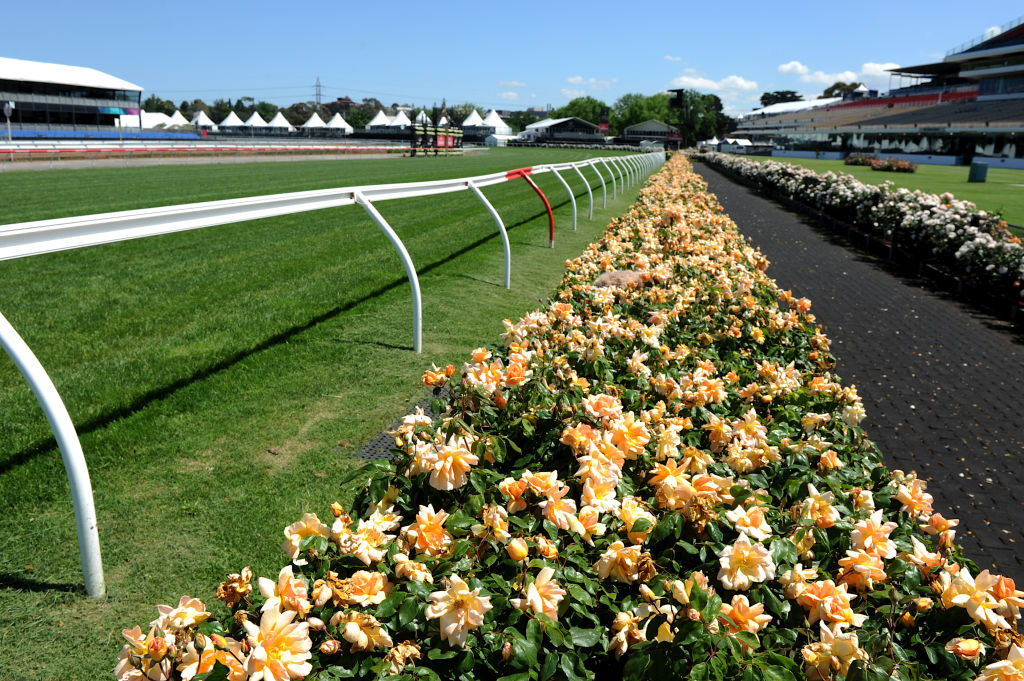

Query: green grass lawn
left=745, top=155, right=1024, bottom=228
left=0, top=148, right=652, bottom=681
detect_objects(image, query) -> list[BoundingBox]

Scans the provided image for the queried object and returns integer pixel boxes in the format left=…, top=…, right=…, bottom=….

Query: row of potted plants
left=115, top=155, right=1021, bottom=681
left=698, top=152, right=1023, bottom=296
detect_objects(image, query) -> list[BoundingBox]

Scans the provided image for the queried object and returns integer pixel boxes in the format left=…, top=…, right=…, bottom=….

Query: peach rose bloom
left=429, top=439, right=478, bottom=491
left=505, top=537, right=529, bottom=562
left=595, top=541, right=641, bottom=583
left=582, top=393, right=623, bottom=422
left=511, top=567, right=567, bottom=620
left=896, top=479, right=934, bottom=518
left=337, top=612, right=393, bottom=653
left=523, top=470, right=560, bottom=496
left=425, top=574, right=493, bottom=648
left=778, top=564, right=817, bottom=600
left=618, top=496, right=657, bottom=544
left=403, top=505, right=452, bottom=557
left=534, top=535, right=559, bottom=559
left=944, top=570, right=1011, bottom=632
left=851, top=510, right=898, bottom=559
left=258, top=566, right=311, bottom=617
left=568, top=505, right=607, bottom=545
left=724, top=504, right=772, bottom=541
left=976, top=644, right=1024, bottom=681
left=498, top=477, right=529, bottom=513
left=471, top=504, right=511, bottom=543
left=609, top=413, right=650, bottom=459
left=719, top=595, right=772, bottom=635
left=348, top=571, right=392, bottom=607
left=393, top=553, right=433, bottom=584
left=945, top=637, right=985, bottom=661
left=282, top=513, right=330, bottom=566
left=242, top=603, right=313, bottom=681
left=717, top=535, right=775, bottom=591
left=838, top=550, right=888, bottom=592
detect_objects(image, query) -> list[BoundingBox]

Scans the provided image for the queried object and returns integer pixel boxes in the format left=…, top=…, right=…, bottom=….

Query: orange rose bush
left=117, top=155, right=1021, bottom=681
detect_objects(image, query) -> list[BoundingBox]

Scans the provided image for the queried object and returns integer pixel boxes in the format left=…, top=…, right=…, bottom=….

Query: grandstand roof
left=0, top=56, right=143, bottom=92
left=736, top=98, right=841, bottom=120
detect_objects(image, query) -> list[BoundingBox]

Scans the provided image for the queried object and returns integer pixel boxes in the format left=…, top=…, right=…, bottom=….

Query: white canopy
left=302, top=112, right=326, bottom=128
left=481, top=109, right=513, bottom=135
left=461, top=109, right=484, bottom=126
left=367, top=110, right=391, bottom=128
left=244, top=111, right=268, bottom=127
left=437, top=115, right=449, bottom=126
left=326, top=112, right=353, bottom=131
left=267, top=112, right=296, bottom=131
left=219, top=111, right=245, bottom=127
left=168, top=110, right=190, bottom=126
left=192, top=111, right=217, bottom=128
left=414, top=110, right=431, bottom=124
left=736, top=97, right=841, bottom=120
left=389, top=111, right=411, bottom=127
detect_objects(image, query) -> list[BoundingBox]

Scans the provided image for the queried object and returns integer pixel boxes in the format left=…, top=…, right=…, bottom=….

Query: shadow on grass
left=0, top=572, right=83, bottom=594
left=0, top=202, right=577, bottom=475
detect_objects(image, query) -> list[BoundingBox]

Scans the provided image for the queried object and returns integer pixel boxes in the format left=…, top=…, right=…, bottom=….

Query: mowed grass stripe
left=0, top=149, right=648, bottom=681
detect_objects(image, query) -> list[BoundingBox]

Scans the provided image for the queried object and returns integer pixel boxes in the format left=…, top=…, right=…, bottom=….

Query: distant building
left=520, top=117, right=602, bottom=143
left=622, top=119, right=678, bottom=143
left=0, top=56, right=142, bottom=130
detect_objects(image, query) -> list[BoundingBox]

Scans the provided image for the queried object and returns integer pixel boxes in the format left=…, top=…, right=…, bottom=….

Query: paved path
left=695, top=163, right=1024, bottom=583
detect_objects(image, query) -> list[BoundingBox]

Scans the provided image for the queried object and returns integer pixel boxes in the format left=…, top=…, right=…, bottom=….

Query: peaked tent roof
left=302, top=112, right=327, bottom=128
left=438, top=115, right=449, bottom=126
left=326, top=113, right=353, bottom=130
left=414, top=110, right=431, bottom=124
left=192, top=111, right=217, bottom=127
left=219, top=111, right=246, bottom=127
left=267, top=112, right=296, bottom=130
left=0, top=56, right=142, bottom=92
left=244, top=111, right=268, bottom=126
left=624, top=119, right=675, bottom=132
left=168, top=110, right=190, bottom=126
left=388, top=111, right=412, bottom=127
left=461, top=109, right=484, bottom=126
left=367, top=110, right=391, bottom=127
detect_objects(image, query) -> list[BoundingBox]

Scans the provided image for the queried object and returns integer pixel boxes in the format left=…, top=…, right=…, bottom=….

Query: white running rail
left=0, top=150, right=665, bottom=597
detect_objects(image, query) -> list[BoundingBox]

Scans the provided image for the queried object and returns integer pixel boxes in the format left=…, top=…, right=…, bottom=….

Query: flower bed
left=698, top=152, right=1023, bottom=299
left=868, top=158, right=916, bottom=174
left=116, top=155, right=1022, bottom=681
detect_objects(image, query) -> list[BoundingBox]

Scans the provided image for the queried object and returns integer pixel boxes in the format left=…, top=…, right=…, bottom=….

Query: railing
left=0, top=149, right=665, bottom=597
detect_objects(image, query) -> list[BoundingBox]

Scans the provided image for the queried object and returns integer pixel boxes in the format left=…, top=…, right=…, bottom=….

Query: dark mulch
left=696, top=163, right=1024, bottom=584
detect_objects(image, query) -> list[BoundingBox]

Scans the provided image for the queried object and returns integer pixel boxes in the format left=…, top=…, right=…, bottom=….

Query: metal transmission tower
left=315, top=77, right=322, bottom=106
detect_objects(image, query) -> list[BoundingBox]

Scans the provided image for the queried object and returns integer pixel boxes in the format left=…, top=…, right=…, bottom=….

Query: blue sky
left=4, top=1, right=1022, bottom=115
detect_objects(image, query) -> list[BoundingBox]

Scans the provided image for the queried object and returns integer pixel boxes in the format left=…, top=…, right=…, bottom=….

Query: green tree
left=667, top=90, right=736, bottom=146
left=610, top=92, right=671, bottom=135
left=142, top=94, right=176, bottom=115
left=255, top=101, right=278, bottom=121
left=209, top=98, right=234, bottom=123
left=759, top=90, right=803, bottom=107
left=820, top=81, right=863, bottom=99
left=505, top=110, right=540, bottom=133
left=553, top=96, right=607, bottom=125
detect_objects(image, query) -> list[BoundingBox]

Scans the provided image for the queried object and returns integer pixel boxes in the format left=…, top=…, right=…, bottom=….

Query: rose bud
left=506, top=538, right=529, bottom=562
left=319, top=639, right=341, bottom=655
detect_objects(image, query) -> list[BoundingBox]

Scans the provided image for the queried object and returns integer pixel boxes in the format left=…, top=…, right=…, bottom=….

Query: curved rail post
left=600, top=159, right=618, bottom=199
left=467, top=180, right=511, bottom=288
left=609, top=158, right=626, bottom=191
left=549, top=168, right=577, bottom=231
left=588, top=160, right=608, bottom=208
left=571, top=163, right=594, bottom=220
left=618, top=157, right=632, bottom=186
left=518, top=173, right=555, bottom=248
left=0, top=312, right=105, bottom=598
left=353, top=192, right=423, bottom=353
left=627, top=155, right=641, bottom=183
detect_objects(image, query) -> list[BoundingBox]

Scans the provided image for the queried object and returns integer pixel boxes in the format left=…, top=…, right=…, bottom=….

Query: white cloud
left=530, top=93, right=537, bottom=99
left=670, top=73, right=758, bottom=92
left=565, top=75, right=612, bottom=91
left=665, top=55, right=682, bottom=62
left=499, top=80, right=527, bottom=88
left=498, top=91, right=520, bottom=101
left=776, top=60, right=900, bottom=91
left=561, top=88, right=586, bottom=99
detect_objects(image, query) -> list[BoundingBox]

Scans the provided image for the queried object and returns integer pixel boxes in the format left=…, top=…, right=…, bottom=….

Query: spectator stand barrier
left=0, top=150, right=664, bottom=598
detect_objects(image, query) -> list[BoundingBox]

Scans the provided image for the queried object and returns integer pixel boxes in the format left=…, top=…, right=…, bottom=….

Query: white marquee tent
left=414, top=110, right=431, bottom=124
left=366, top=110, right=391, bottom=129
left=219, top=111, right=245, bottom=127
left=192, top=111, right=217, bottom=129
left=168, top=110, right=190, bottom=126
left=244, top=111, right=268, bottom=127
left=461, top=109, right=484, bottom=127
left=389, top=111, right=412, bottom=127
left=481, top=110, right=513, bottom=136
left=267, top=112, right=296, bottom=131
left=302, top=112, right=327, bottom=128
left=326, top=113, right=353, bottom=132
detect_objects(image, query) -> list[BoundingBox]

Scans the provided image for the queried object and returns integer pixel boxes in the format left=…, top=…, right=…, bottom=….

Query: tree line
left=142, top=91, right=737, bottom=141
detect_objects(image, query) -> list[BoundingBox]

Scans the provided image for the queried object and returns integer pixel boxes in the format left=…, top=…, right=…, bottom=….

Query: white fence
left=0, top=150, right=665, bottom=597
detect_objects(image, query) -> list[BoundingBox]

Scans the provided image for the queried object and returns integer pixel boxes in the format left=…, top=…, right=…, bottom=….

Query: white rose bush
left=699, top=152, right=1024, bottom=301
left=116, top=155, right=1023, bottom=681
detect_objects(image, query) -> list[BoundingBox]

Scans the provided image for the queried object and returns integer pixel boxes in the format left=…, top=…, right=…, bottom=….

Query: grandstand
left=731, top=17, right=1024, bottom=167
